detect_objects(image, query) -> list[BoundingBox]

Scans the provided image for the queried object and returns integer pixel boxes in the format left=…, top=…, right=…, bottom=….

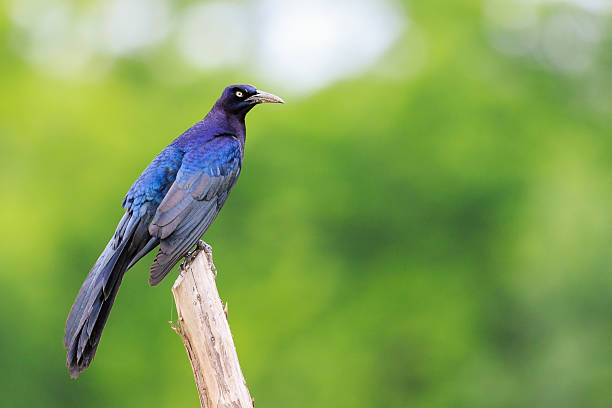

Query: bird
left=64, top=84, right=284, bottom=378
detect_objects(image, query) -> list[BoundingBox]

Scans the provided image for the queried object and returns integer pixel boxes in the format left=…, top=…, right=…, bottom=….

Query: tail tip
left=69, top=367, right=81, bottom=379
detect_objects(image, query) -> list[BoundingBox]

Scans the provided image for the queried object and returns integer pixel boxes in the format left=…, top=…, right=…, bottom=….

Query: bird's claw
left=180, top=244, right=199, bottom=270
left=198, top=240, right=218, bottom=278
left=180, top=241, right=217, bottom=277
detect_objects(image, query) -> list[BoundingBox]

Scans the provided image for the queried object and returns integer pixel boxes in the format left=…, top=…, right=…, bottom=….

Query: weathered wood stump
left=171, top=243, right=252, bottom=408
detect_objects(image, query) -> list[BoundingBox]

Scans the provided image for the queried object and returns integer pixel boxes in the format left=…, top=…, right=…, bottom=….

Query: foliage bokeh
left=1, top=1, right=611, bottom=407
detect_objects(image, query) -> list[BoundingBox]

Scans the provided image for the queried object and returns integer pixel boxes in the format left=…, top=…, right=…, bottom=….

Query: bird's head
left=217, top=84, right=284, bottom=117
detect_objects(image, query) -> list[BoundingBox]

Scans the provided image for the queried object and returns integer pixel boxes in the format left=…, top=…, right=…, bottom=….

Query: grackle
left=64, top=84, right=284, bottom=378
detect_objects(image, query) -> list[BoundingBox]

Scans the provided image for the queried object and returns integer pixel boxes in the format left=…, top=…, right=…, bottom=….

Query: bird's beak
left=245, top=90, right=285, bottom=104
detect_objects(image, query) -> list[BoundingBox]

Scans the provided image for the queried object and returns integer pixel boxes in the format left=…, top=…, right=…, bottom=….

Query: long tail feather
left=63, top=212, right=152, bottom=378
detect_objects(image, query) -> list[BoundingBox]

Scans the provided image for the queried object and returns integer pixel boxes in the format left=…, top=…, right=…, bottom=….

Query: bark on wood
left=171, top=243, right=253, bottom=408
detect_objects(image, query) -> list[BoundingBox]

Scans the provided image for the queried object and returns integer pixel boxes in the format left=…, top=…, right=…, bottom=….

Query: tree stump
left=171, top=243, right=253, bottom=408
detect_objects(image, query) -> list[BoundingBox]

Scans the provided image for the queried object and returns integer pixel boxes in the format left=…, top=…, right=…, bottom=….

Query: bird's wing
left=122, top=145, right=183, bottom=215
left=147, top=135, right=241, bottom=285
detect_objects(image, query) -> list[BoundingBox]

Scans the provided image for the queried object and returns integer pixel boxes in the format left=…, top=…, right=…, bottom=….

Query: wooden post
left=170, top=242, right=253, bottom=408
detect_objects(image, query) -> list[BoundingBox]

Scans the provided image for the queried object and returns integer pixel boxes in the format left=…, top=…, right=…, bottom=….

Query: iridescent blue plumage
left=64, top=84, right=284, bottom=378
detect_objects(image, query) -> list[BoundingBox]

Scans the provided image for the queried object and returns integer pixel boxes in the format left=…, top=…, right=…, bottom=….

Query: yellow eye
left=235, top=91, right=243, bottom=98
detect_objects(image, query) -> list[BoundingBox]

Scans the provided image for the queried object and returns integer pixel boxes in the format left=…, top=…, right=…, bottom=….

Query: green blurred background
left=1, top=0, right=611, bottom=407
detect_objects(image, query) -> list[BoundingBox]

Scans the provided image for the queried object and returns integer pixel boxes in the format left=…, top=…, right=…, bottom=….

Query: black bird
left=64, top=84, right=284, bottom=378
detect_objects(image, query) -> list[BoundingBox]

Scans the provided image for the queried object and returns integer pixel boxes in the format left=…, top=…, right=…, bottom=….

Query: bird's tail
left=63, top=212, right=154, bottom=378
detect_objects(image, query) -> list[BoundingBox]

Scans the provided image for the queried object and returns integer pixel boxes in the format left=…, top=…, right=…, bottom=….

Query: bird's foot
left=180, top=244, right=200, bottom=270
left=197, top=240, right=218, bottom=278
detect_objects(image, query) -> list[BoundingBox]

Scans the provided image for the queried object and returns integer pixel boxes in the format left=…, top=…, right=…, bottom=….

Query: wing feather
left=147, top=136, right=242, bottom=285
